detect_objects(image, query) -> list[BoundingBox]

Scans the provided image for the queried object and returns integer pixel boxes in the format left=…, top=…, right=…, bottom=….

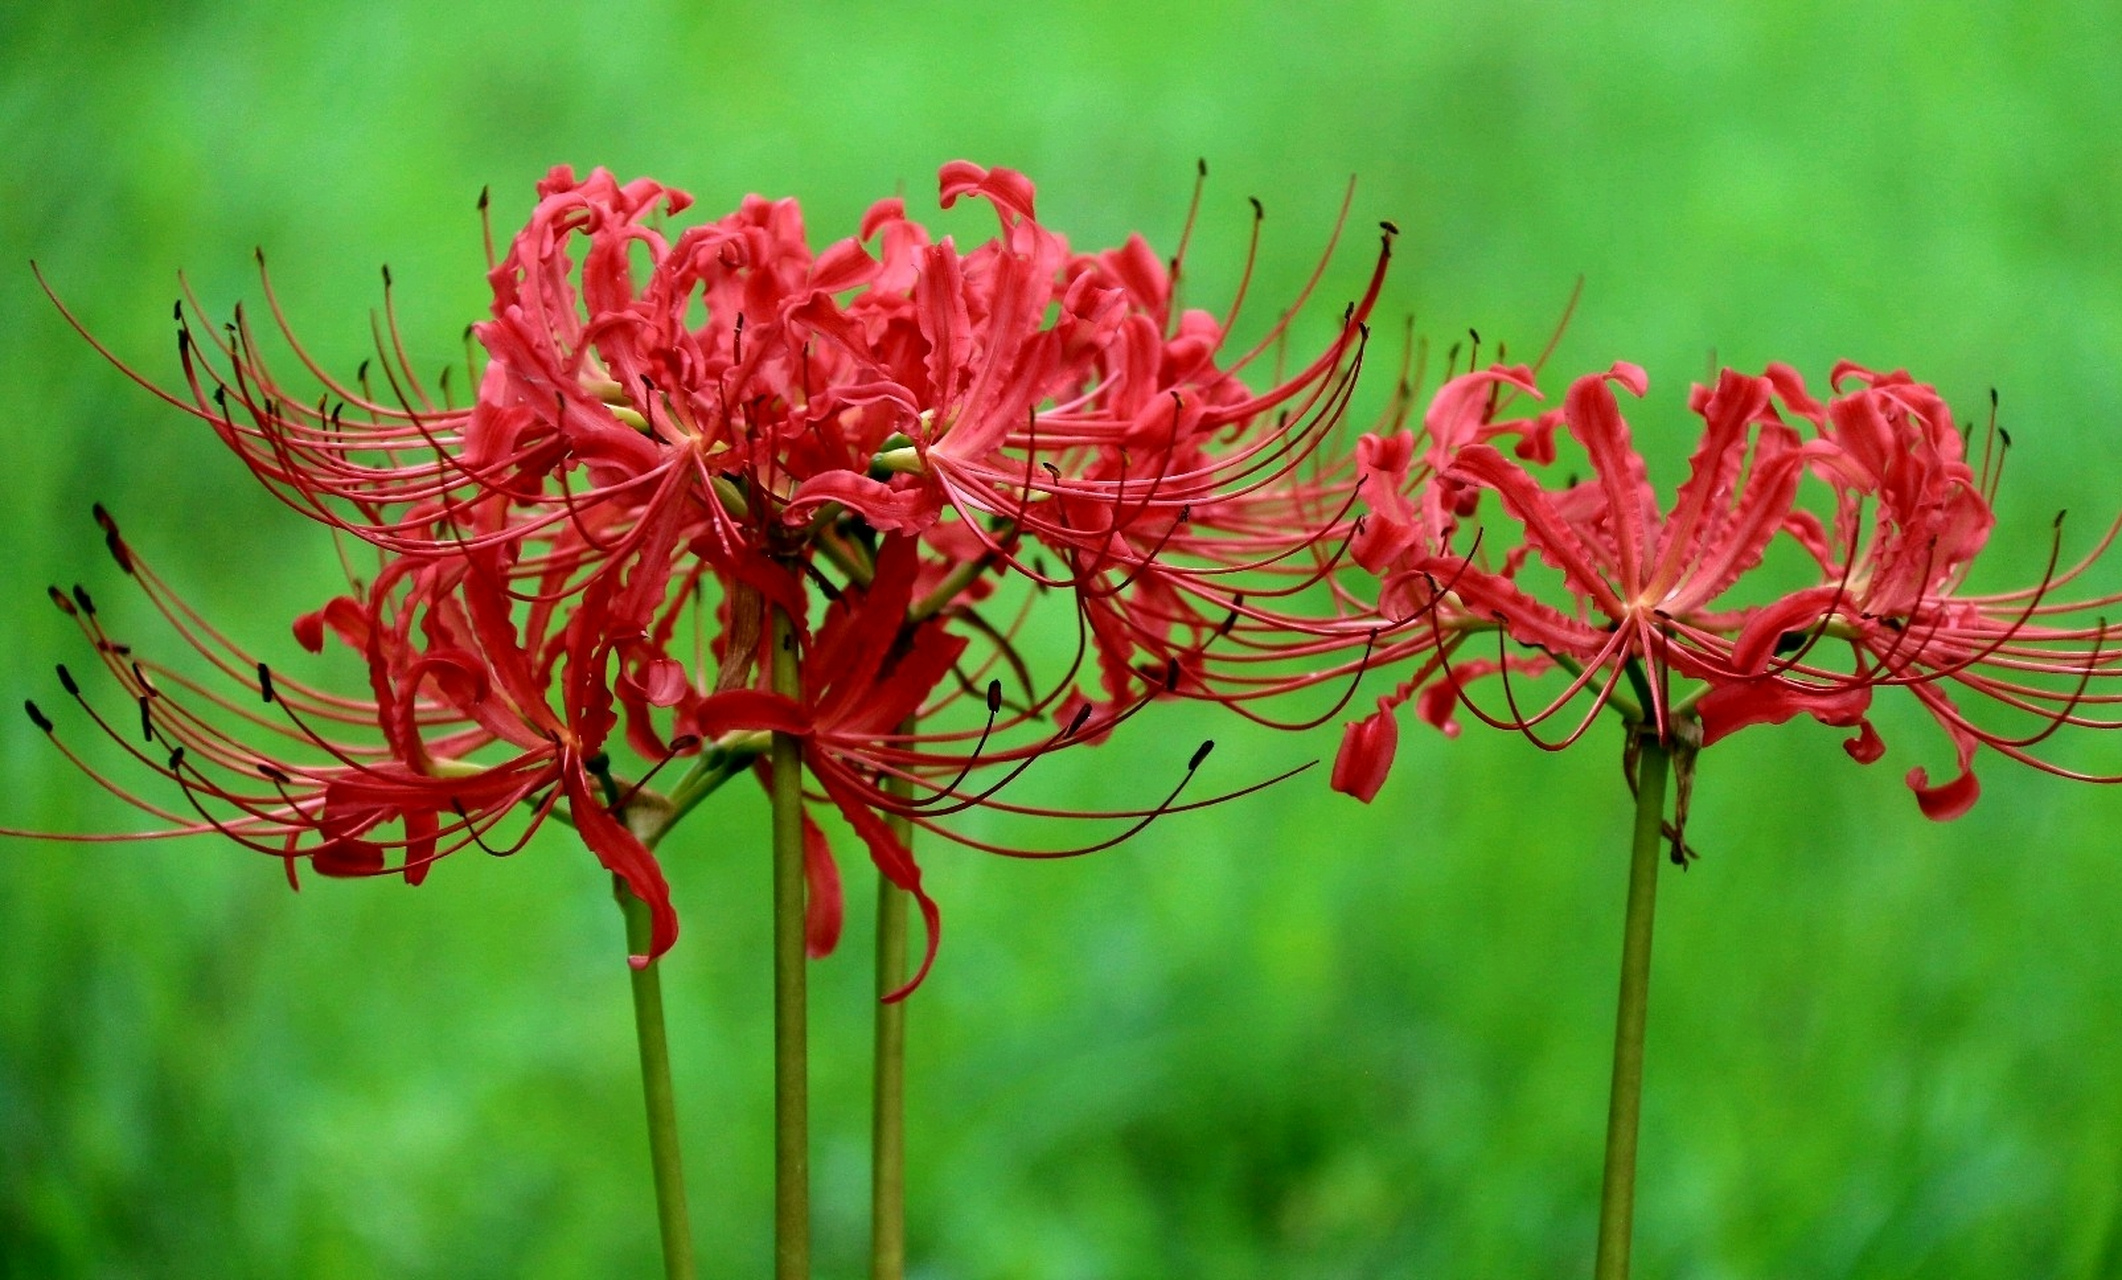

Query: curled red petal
left=1907, top=763, right=1980, bottom=821
left=937, top=160, right=1038, bottom=225
left=1728, top=584, right=1844, bottom=675
left=1844, top=718, right=1885, bottom=764
left=1695, top=678, right=1871, bottom=748
left=783, top=470, right=938, bottom=534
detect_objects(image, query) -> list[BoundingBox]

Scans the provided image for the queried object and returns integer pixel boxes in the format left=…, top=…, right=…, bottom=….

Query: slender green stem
left=770, top=602, right=811, bottom=1280
left=1594, top=729, right=1671, bottom=1280
left=616, top=880, right=697, bottom=1280
left=870, top=720, right=915, bottom=1280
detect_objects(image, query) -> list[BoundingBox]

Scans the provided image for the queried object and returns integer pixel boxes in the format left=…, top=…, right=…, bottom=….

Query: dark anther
left=1178, top=504, right=1191, bottom=525
left=667, top=734, right=701, bottom=754
left=1998, top=427, right=2013, bottom=448
left=477, top=186, right=490, bottom=212
left=1196, top=157, right=1207, bottom=177
left=2056, top=509, right=2068, bottom=529
left=1163, top=658, right=1182, bottom=692
left=1773, top=630, right=1809, bottom=655
left=25, top=700, right=52, bottom=734
left=985, top=679, right=1003, bottom=714
left=1990, top=387, right=1999, bottom=408
left=357, top=358, right=370, bottom=382
left=1188, top=740, right=1215, bottom=771
left=1380, top=219, right=1399, bottom=235
left=1248, top=196, right=1263, bottom=219
left=139, top=695, right=153, bottom=743
left=257, top=762, right=290, bottom=783
left=91, top=505, right=134, bottom=574
left=173, top=300, right=184, bottom=322
left=1042, top=461, right=1062, bottom=480
left=1063, top=704, right=1093, bottom=738
left=47, top=586, right=74, bottom=616
left=381, top=264, right=393, bottom=288
left=55, top=664, right=78, bottom=696
left=257, top=663, right=276, bottom=703
left=167, top=745, right=186, bottom=770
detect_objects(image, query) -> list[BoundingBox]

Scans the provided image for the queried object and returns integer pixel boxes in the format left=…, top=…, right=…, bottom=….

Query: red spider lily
left=24, top=160, right=1395, bottom=991
left=5, top=509, right=697, bottom=967
left=1700, top=364, right=2122, bottom=817
left=1334, top=358, right=2122, bottom=823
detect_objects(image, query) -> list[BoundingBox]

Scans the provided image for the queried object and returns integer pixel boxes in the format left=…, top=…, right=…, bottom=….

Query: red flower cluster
left=16, top=162, right=1391, bottom=989
left=1335, top=358, right=2122, bottom=820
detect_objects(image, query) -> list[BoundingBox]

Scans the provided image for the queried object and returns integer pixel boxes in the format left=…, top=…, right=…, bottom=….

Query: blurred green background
left=6, top=2, right=2122, bottom=1276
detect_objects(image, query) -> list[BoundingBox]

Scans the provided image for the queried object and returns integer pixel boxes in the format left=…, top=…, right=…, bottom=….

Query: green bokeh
left=5, top=3, right=2122, bottom=1276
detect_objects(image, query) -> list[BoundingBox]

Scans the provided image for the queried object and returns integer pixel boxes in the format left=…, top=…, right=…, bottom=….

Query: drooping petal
left=813, top=764, right=940, bottom=1002
left=1904, top=683, right=1982, bottom=821
left=566, top=763, right=678, bottom=968
left=1330, top=707, right=1400, bottom=803
left=803, top=813, right=844, bottom=959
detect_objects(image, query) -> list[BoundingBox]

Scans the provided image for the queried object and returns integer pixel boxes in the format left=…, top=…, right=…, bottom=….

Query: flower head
left=1337, top=357, right=2122, bottom=826
left=18, top=160, right=1399, bottom=990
